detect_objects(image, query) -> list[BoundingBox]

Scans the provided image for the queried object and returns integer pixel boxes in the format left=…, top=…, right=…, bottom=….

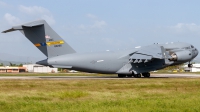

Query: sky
left=0, top=0, right=200, bottom=61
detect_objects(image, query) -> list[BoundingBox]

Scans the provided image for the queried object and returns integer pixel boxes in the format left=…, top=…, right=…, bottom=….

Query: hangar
left=0, top=66, right=26, bottom=73
left=184, top=64, right=200, bottom=72
left=23, top=64, right=58, bottom=73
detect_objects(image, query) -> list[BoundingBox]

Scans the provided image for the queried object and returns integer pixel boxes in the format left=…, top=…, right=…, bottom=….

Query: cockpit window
left=184, top=47, right=190, bottom=49
left=191, top=45, right=194, bottom=48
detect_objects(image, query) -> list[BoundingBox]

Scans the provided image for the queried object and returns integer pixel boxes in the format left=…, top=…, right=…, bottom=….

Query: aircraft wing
left=117, top=45, right=173, bottom=74
left=132, top=45, right=162, bottom=58
left=129, top=45, right=172, bottom=64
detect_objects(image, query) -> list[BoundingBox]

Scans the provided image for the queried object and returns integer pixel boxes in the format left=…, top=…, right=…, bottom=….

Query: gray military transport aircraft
left=2, top=20, right=199, bottom=78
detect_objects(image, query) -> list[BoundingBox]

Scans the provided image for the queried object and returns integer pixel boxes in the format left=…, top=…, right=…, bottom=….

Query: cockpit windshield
left=184, top=47, right=190, bottom=49
left=183, top=45, right=194, bottom=50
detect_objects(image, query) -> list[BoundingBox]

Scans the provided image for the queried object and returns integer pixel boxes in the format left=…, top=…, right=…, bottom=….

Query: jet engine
left=169, top=50, right=192, bottom=62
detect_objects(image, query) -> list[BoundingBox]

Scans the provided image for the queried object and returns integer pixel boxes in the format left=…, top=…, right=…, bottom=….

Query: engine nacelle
left=169, top=50, right=192, bottom=62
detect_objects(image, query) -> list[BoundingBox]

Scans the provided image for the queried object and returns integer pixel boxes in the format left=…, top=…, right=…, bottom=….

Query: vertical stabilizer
left=2, top=20, right=76, bottom=58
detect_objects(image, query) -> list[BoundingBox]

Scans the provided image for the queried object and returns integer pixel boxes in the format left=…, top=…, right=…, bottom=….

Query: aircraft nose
left=196, top=48, right=199, bottom=56
left=193, top=48, right=199, bottom=58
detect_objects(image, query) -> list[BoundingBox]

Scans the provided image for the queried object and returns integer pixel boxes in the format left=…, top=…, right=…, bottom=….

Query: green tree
left=9, top=63, right=18, bottom=67
left=9, top=62, right=13, bottom=66
left=0, top=63, right=3, bottom=66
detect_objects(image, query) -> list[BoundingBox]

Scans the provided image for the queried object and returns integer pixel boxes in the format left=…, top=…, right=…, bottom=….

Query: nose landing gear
left=188, top=64, right=193, bottom=68
left=188, top=62, right=193, bottom=68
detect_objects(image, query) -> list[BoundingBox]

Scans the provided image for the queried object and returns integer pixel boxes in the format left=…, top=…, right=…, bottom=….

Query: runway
left=0, top=74, right=200, bottom=80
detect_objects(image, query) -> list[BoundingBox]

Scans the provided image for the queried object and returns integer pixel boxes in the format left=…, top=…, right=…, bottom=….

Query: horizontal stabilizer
left=2, top=21, right=44, bottom=33
left=2, top=26, right=22, bottom=33
left=2, top=28, right=16, bottom=33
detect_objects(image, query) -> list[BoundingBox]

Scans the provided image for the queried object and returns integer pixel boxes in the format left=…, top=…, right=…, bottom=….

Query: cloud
left=91, top=20, right=107, bottom=28
left=41, top=15, right=55, bottom=25
left=87, top=14, right=107, bottom=28
left=4, top=13, right=21, bottom=25
left=166, top=23, right=200, bottom=37
left=169, top=23, right=200, bottom=33
left=19, top=5, right=50, bottom=15
left=19, top=5, right=55, bottom=25
left=62, top=13, right=107, bottom=36
left=0, top=1, right=8, bottom=7
left=78, top=13, right=107, bottom=30
left=87, top=13, right=98, bottom=19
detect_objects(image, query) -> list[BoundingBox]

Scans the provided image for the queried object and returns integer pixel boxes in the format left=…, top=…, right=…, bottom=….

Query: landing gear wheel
left=127, top=75, right=132, bottom=77
left=137, top=74, right=141, bottom=78
left=142, top=73, right=150, bottom=78
left=118, top=74, right=126, bottom=78
left=146, top=73, right=150, bottom=77
left=188, top=64, right=193, bottom=68
left=133, top=74, right=141, bottom=78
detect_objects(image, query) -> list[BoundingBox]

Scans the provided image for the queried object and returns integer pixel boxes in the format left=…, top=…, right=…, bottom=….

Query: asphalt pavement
left=0, top=74, right=200, bottom=80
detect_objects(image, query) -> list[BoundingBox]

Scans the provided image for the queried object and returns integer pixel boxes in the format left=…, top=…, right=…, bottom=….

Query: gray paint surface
left=2, top=20, right=199, bottom=75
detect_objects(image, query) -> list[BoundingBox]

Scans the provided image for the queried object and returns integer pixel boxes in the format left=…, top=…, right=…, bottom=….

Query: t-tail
left=2, top=19, right=76, bottom=58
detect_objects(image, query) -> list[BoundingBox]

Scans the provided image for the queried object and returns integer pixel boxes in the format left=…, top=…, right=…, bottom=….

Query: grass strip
left=0, top=78, right=200, bottom=111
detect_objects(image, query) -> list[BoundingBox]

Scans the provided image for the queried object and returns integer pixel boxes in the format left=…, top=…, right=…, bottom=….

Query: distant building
left=23, top=64, right=58, bottom=73
left=0, top=66, right=26, bottom=73
left=183, top=64, right=200, bottom=72
left=69, top=70, right=78, bottom=73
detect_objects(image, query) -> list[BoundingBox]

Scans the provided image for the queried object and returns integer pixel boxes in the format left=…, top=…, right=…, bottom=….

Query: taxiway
left=0, top=74, right=199, bottom=80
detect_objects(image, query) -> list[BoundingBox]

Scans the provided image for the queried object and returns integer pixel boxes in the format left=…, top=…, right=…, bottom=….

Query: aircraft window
left=191, top=45, right=194, bottom=48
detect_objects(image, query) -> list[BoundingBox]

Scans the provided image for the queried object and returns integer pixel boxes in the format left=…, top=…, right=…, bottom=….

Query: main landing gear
left=118, top=72, right=150, bottom=78
left=133, top=74, right=141, bottom=78
left=118, top=74, right=126, bottom=78
left=142, top=72, right=150, bottom=78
